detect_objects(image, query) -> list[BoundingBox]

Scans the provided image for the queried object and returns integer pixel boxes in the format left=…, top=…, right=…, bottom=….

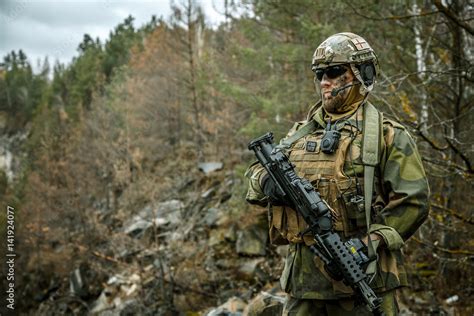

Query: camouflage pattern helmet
left=311, top=32, right=379, bottom=93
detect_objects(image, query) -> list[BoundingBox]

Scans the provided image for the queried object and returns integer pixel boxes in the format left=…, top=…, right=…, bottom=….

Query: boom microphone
left=330, top=83, right=358, bottom=96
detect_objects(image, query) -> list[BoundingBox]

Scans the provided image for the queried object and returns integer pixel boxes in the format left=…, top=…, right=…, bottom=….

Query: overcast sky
left=0, top=0, right=227, bottom=72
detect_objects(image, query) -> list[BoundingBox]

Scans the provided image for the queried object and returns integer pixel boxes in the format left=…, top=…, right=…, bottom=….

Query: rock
left=124, top=219, right=152, bottom=238
left=69, top=268, right=87, bottom=298
left=236, top=225, right=268, bottom=256
left=225, top=224, right=237, bottom=242
left=90, top=273, right=142, bottom=315
left=215, top=258, right=237, bottom=270
left=157, top=200, right=183, bottom=222
left=203, top=207, right=221, bottom=227
left=123, top=219, right=144, bottom=234
left=198, top=162, right=224, bottom=175
left=206, top=296, right=247, bottom=316
left=119, top=300, right=144, bottom=316
left=445, top=294, right=459, bottom=304
left=275, top=245, right=288, bottom=258
left=123, top=200, right=184, bottom=238
left=220, top=191, right=232, bottom=203
left=0, top=135, right=14, bottom=182
left=154, top=199, right=184, bottom=223
left=139, top=199, right=183, bottom=222
left=243, top=289, right=286, bottom=316
left=202, top=187, right=216, bottom=200
left=89, top=289, right=115, bottom=314
left=209, top=228, right=227, bottom=247
left=238, top=258, right=265, bottom=281
left=69, top=262, right=107, bottom=300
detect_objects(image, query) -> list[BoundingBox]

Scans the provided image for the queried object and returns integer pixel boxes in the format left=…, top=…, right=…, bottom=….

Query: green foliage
left=103, top=15, right=144, bottom=81
left=66, top=34, right=105, bottom=114
left=38, top=15, right=150, bottom=119
left=0, top=50, right=48, bottom=129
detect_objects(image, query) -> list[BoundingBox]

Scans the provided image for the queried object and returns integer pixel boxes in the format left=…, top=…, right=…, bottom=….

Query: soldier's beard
left=322, top=80, right=364, bottom=115
left=322, top=93, right=346, bottom=114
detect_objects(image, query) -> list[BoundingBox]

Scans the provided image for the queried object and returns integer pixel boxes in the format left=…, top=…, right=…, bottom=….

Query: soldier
left=245, top=33, right=430, bottom=315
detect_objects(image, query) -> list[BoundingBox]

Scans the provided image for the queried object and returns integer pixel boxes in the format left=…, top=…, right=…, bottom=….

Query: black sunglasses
left=314, top=65, right=348, bottom=81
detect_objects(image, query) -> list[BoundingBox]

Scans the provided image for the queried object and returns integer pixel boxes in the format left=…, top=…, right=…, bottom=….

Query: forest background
left=0, top=0, right=472, bottom=314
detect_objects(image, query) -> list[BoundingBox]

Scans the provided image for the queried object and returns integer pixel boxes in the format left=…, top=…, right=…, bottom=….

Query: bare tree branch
left=416, top=129, right=449, bottom=151
left=431, top=203, right=474, bottom=225
left=445, top=136, right=474, bottom=174
left=432, top=0, right=474, bottom=36
left=344, top=0, right=439, bottom=21
left=422, top=156, right=468, bottom=176
left=412, top=236, right=474, bottom=255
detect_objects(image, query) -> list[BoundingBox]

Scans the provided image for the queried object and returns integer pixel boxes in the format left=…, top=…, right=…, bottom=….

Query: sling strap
left=362, top=102, right=383, bottom=276
left=276, top=119, right=318, bottom=150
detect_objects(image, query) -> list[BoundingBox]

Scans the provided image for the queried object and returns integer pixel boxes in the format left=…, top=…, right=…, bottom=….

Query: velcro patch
left=351, top=38, right=370, bottom=50
left=306, top=141, right=317, bottom=152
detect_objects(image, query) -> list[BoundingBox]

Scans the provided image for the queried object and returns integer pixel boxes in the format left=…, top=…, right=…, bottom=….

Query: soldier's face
left=319, top=65, right=355, bottom=113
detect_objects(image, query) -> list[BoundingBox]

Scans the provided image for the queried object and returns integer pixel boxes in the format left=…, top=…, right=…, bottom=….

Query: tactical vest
left=269, top=103, right=384, bottom=244
left=266, top=103, right=411, bottom=296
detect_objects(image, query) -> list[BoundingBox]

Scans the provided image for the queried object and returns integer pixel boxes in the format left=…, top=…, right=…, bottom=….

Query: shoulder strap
left=362, top=102, right=382, bottom=167
left=362, top=102, right=383, bottom=275
left=276, top=120, right=318, bottom=149
left=276, top=102, right=326, bottom=150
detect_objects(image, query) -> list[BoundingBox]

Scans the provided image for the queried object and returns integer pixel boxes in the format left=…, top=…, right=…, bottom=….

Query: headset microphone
left=330, top=83, right=357, bottom=97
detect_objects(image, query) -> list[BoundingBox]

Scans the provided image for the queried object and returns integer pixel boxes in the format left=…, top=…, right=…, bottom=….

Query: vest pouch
left=341, top=189, right=367, bottom=229
left=315, top=179, right=345, bottom=232
left=330, top=178, right=366, bottom=235
left=268, top=204, right=289, bottom=245
left=269, top=204, right=307, bottom=244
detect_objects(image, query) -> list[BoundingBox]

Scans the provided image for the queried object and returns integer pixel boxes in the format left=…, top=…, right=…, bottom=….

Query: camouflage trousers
left=282, top=290, right=398, bottom=316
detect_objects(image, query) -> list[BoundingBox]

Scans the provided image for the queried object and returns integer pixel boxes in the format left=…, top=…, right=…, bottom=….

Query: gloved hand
left=260, top=173, right=288, bottom=205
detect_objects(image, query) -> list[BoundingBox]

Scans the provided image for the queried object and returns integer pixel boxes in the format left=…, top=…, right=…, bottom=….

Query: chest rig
left=273, top=102, right=383, bottom=241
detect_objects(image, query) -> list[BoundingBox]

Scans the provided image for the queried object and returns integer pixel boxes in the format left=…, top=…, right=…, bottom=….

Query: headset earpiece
left=357, top=63, right=376, bottom=87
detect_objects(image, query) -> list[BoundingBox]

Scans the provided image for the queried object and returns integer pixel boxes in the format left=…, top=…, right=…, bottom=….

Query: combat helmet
left=311, top=32, right=379, bottom=93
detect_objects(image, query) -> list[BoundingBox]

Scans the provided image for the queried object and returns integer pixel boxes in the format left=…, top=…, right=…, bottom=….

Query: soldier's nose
left=320, top=75, right=332, bottom=88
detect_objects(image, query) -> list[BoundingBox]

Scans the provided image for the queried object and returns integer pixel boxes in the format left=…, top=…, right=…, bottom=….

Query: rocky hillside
left=18, top=158, right=286, bottom=315
left=10, top=157, right=461, bottom=316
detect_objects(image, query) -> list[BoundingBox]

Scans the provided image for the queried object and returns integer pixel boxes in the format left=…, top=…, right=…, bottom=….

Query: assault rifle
left=248, top=132, right=385, bottom=316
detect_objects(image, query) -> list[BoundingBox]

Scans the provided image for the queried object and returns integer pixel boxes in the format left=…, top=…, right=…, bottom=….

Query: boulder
left=243, top=289, right=286, bottom=316
left=236, top=225, right=268, bottom=256
left=203, top=207, right=221, bottom=227
left=69, top=262, right=107, bottom=300
left=237, top=258, right=265, bottom=281
left=198, top=162, right=224, bottom=175
left=123, top=219, right=152, bottom=238
left=89, top=273, right=142, bottom=315
left=206, top=296, right=247, bottom=316
left=224, top=224, right=237, bottom=242
left=123, top=200, right=184, bottom=238
left=208, top=228, right=227, bottom=247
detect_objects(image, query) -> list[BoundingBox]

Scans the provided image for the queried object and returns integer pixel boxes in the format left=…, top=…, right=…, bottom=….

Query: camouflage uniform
left=245, top=33, right=430, bottom=315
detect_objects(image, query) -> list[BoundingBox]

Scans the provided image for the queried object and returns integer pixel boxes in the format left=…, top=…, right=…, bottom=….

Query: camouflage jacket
left=245, top=103, right=430, bottom=299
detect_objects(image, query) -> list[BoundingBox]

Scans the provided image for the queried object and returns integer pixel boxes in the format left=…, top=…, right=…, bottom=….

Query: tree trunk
left=412, top=1, right=428, bottom=133
left=185, top=0, right=203, bottom=161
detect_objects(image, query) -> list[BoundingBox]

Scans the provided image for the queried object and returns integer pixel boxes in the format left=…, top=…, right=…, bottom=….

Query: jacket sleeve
left=244, top=161, right=268, bottom=206
left=244, top=121, right=305, bottom=206
left=370, top=126, right=430, bottom=250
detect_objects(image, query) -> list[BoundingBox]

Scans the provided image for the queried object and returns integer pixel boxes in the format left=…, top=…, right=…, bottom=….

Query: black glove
left=260, top=173, right=288, bottom=205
